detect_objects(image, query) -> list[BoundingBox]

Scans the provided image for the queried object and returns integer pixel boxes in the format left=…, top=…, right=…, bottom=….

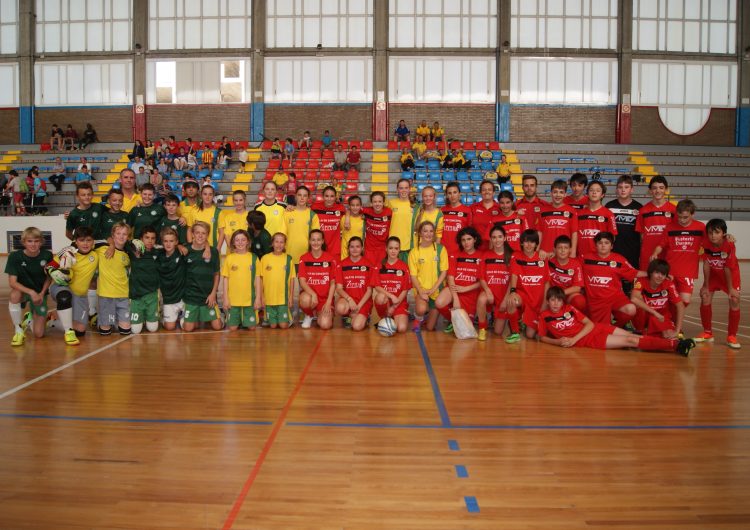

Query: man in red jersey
left=563, top=172, right=589, bottom=210
left=547, top=235, right=586, bottom=313
left=495, top=190, right=528, bottom=252
left=631, top=259, right=684, bottom=338
left=650, top=199, right=705, bottom=306
left=515, top=174, right=548, bottom=229
left=576, top=180, right=617, bottom=256
left=635, top=175, right=675, bottom=269
left=470, top=179, right=502, bottom=243
left=508, top=229, right=549, bottom=338
left=441, top=181, right=473, bottom=256
left=538, top=179, right=578, bottom=259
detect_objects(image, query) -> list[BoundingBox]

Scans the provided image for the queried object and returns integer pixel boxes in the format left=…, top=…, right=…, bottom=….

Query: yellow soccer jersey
left=387, top=198, right=415, bottom=251
left=284, top=208, right=320, bottom=263
left=408, top=243, right=449, bottom=300
left=68, top=250, right=99, bottom=296
left=416, top=125, right=430, bottom=138
left=121, top=192, right=142, bottom=213
left=189, top=205, right=222, bottom=247
left=220, top=209, right=249, bottom=244
left=415, top=208, right=444, bottom=242
left=340, top=215, right=365, bottom=259
left=259, top=252, right=296, bottom=306
left=177, top=200, right=199, bottom=220
left=272, top=171, right=289, bottom=187
left=95, top=246, right=130, bottom=298
left=255, top=201, right=288, bottom=238
left=221, top=252, right=257, bottom=307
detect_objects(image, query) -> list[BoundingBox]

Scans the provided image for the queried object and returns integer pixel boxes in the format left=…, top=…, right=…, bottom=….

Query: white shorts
left=162, top=301, right=185, bottom=323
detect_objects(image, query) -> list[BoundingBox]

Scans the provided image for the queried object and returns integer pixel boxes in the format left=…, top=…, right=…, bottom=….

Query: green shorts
left=130, top=291, right=159, bottom=324
left=266, top=305, right=291, bottom=325
left=22, top=293, right=48, bottom=316
left=184, top=303, right=220, bottom=323
left=227, top=306, right=258, bottom=328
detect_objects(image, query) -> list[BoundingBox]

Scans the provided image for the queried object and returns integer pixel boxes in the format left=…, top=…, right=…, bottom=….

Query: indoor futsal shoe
left=505, top=333, right=521, bottom=344
left=676, top=338, right=696, bottom=357
left=89, top=313, right=98, bottom=330
left=21, top=311, right=32, bottom=331
left=478, top=329, right=487, bottom=341
left=11, top=331, right=25, bottom=347
left=727, top=336, right=741, bottom=349
left=301, top=315, right=314, bottom=329
left=693, top=331, right=714, bottom=342
left=443, top=323, right=454, bottom=334
left=64, top=329, right=80, bottom=346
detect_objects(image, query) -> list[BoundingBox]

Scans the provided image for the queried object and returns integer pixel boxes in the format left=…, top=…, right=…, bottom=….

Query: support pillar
left=736, top=0, right=750, bottom=146
left=616, top=0, right=633, bottom=144
left=497, top=0, right=511, bottom=142
left=18, top=0, right=35, bottom=144
left=372, top=0, right=388, bottom=141
left=250, top=0, right=266, bottom=141
left=132, top=0, right=148, bottom=141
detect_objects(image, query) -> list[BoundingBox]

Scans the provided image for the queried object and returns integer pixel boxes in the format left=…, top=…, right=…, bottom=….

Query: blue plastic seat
left=211, top=169, right=224, bottom=180
left=455, top=170, right=469, bottom=181
left=428, top=171, right=442, bottom=183
left=435, top=195, right=446, bottom=207
left=402, top=170, right=414, bottom=180
left=459, top=183, right=473, bottom=194
left=426, top=159, right=441, bottom=170
left=415, top=170, right=428, bottom=181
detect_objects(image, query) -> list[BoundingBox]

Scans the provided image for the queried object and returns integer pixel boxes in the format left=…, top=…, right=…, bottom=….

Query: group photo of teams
left=6, top=168, right=740, bottom=357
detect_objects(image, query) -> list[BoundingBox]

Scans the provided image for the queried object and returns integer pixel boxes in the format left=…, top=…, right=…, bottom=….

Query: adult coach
left=118, top=168, right=142, bottom=213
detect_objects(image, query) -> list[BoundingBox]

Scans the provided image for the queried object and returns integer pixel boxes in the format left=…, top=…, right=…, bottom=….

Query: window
left=267, top=0, right=373, bottom=48
left=34, top=60, right=132, bottom=106
left=511, top=0, right=617, bottom=49
left=389, top=0, right=497, bottom=48
left=146, top=58, right=251, bottom=104
left=389, top=57, right=495, bottom=103
left=36, top=0, right=131, bottom=53
left=0, top=0, right=18, bottom=54
left=510, top=58, right=618, bottom=105
left=149, top=0, right=253, bottom=50
left=265, top=57, right=372, bottom=102
left=633, top=0, right=736, bottom=54
left=0, top=63, right=19, bottom=106
left=632, top=60, right=737, bottom=134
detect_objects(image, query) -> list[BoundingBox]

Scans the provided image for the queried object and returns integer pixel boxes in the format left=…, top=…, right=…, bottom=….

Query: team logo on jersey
left=396, top=270, right=403, bottom=276
left=521, top=275, right=544, bottom=283
left=89, top=255, right=95, bottom=262
left=661, top=290, right=668, bottom=297
left=534, top=206, right=541, bottom=212
left=266, top=265, right=272, bottom=271
left=537, top=260, right=544, bottom=267
left=151, top=210, right=157, bottom=216
left=581, top=229, right=599, bottom=237
left=322, top=261, right=329, bottom=267
left=121, top=256, right=127, bottom=263
left=587, top=275, right=613, bottom=285
left=563, top=211, right=571, bottom=218
left=568, top=269, right=574, bottom=275
left=40, top=260, right=47, bottom=267
left=610, top=261, right=617, bottom=267
left=665, top=212, right=671, bottom=218
left=209, top=309, right=216, bottom=316
left=564, top=312, right=572, bottom=319
left=92, top=212, right=99, bottom=218
left=513, top=218, right=520, bottom=224
left=335, top=211, right=341, bottom=216
left=721, top=252, right=728, bottom=259
left=634, top=281, right=642, bottom=290
left=598, top=216, right=605, bottom=222
left=231, top=265, right=238, bottom=271
left=358, top=265, right=367, bottom=271
left=288, top=218, right=294, bottom=224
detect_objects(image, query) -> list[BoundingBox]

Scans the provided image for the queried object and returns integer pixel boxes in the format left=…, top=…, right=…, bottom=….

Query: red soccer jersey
left=581, top=252, right=637, bottom=302
left=703, top=239, right=741, bottom=290
left=510, top=252, right=549, bottom=301
left=298, top=251, right=337, bottom=297
left=564, top=195, right=589, bottom=210
left=633, top=278, right=680, bottom=315
left=336, top=257, right=375, bottom=302
left=515, top=196, right=548, bottom=230
left=635, top=201, right=676, bottom=266
left=538, top=305, right=588, bottom=339
left=658, top=219, right=706, bottom=279
left=576, top=206, right=618, bottom=255
left=480, top=250, right=512, bottom=298
left=363, top=206, right=393, bottom=253
left=494, top=212, right=527, bottom=252
left=374, top=259, right=412, bottom=294
left=441, top=204, right=472, bottom=255
left=312, top=201, right=346, bottom=257
left=449, top=251, right=482, bottom=287
left=470, top=200, right=501, bottom=244
left=538, top=203, right=579, bottom=253
left=548, top=257, right=584, bottom=290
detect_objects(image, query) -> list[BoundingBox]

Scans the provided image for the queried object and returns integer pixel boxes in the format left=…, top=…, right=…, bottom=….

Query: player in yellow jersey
left=412, top=186, right=444, bottom=244
left=388, top=178, right=416, bottom=262
left=259, top=233, right=296, bottom=329
left=254, top=181, right=288, bottom=237
left=221, top=230, right=263, bottom=331
left=187, top=184, right=222, bottom=248
left=217, top=189, right=250, bottom=253
left=95, top=221, right=131, bottom=335
left=341, top=195, right=366, bottom=260
left=409, top=220, right=449, bottom=332
left=177, top=180, right=200, bottom=219
left=284, top=185, right=320, bottom=264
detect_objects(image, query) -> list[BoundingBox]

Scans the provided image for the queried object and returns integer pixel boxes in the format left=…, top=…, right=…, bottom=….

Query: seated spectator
left=216, top=148, right=229, bottom=169
left=284, top=137, right=296, bottom=162
left=200, top=143, right=215, bottom=169
left=430, top=121, right=445, bottom=142
left=173, top=147, right=188, bottom=170
left=322, top=130, right=334, bottom=147
left=496, top=154, right=511, bottom=183
left=144, top=140, right=155, bottom=158
left=394, top=120, right=410, bottom=142
left=5, top=170, right=27, bottom=215
left=416, top=120, right=430, bottom=140
left=49, top=124, right=64, bottom=151
left=77, top=156, right=88, bottom=171
left=135, top=166, right=149, bottom=189
left=185, top=137, right=195, bottom=155
left=400, top=148, right=414, bottom=170
left=130, top=156, right=146, bottom=173
left=222, top=136, right=233, bottom=158
left=157, top=137, right=168, bottom=154
left=75, top=165, right=94, bottom=183
left=49, top=156, right=67, bottom=191
left=63, top=124, right=78, bottom=150
left=412, top=135, right=427, bottom=160
left=32, top=170, right=48, bottom=214
left=157, top=150, right=172, bottom=174
left=186, top=151, right=198, bottom=171
left=448, top=149, right=470, bottom=169
left=78, top=123, right=98, bottom=150
left=440, top=149, right=453, bottom=169
left=272, top=169, right=289, bottom=195
left=299, top=131, right=312, bottom=150
left=286, top=171, right=297, bottom=205
left=155, top=178, right=172, bottom=204
left=270, top=137, right=283, bottom=159
left=346, top=145, right=361, bottom=172
left=166, top=135, right=177, bottom=151
left=149, top=168, right=163, bottom=188
left=128, top=140, right=146, bottom=161
left=332, top=144, right=348, bottom=171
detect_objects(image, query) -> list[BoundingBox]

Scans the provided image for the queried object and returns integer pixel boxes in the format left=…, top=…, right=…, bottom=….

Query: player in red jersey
left=334, top=237, right=375, bottom=331
left=495, top=190, right=528, bottom=252
left=631, top=259, right=685, bottom=338
left=298, top=229, right=336, bottom=330
left=470, top=180, right=501, bottom=244
left=515, top=174, right=548, bottom=230
left=635, top=175, right=676, bottom=269
left=563, top=172, right=589, bottom=210
left=373, top=236, right=412, bottom=333
left=441, top=181, right=473, bottom=257
left=363, top=191, right=393, bottom=265
left=508, top=229, right=550, bottom=338
left=538, top=179, right=578, bottom=259
left=538, top=287, right=695, bottom=355
left=311, top=185, right=346, bottom=259
left=477, top=224, right=520, bottom=343
left=650, top=199, right=705, bottom=306
left=581, top=231, right=644, bottom=327
left=435, top=226, right=482, bottom=334
left=697, top=218, right=742, bottom=349
left=576, top=180, right=617, bottom=256
left=547, top=235, right=586, bottom=313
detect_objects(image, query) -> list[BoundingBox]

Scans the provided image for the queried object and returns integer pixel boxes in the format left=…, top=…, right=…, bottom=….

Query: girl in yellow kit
left=409, top=220, right=449, bottom=332
left=412, top=186, right=444, bottom=245
left=259, top=233, right=296, bottom=329
left=284, top=185, right=320, bottom=265
left=187, top=184, right=221, bottom=248
left=341, top=195, right=365, bottom=260
left=387, top=178, right=416, bottom=262
left=217, top=189, right=249, bottom=253
left=221, top=230, right=262, bottom=331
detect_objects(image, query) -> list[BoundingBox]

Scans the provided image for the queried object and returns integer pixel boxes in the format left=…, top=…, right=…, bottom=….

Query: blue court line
left=448, top=440, right=460, bottom=451
left=455, top=465, right=469, bottom=478
left=0, top=413, right=272, bottom=426
left=415, top=330, right=452, bottom=427
left=464, top=496, right=480, bottom=513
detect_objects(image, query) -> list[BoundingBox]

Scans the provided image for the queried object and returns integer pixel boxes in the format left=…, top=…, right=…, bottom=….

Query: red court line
left=221, top=331, right=328, bottom=530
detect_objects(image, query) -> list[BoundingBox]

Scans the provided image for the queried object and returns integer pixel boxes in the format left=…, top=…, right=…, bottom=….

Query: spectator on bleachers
left=284, top=137, right=296, bottom=163
left=394, top=120, right=410, bottom=142
left=216, top=148, right=229, bottom=169
left=270, top=137, right=283, bottom=159
left=286, top=172, right=298, bottom=205
left=130, top=156, right=146, bottom=173
left=78, top=123, right=98, bottom=150
left=49, top=157, right=66, bottom=191
left=300, top=131, right=313, bottom=150
left=63, top=124, right=78, bottom=150
left=430, top=121, right=445, bottom=142
left=333, top=144, right=348, bottom=171
left=49, top=124, right=64, bottom=151
left=75, top=165, right=93, bottom=184
left=173, top=147, right=188, bottom=171
left=166, top=135, right=177, bottom=152
left=76, top=157, right=88, bottom=171
left=155, top=175, right=171, bottom=205
left=416, top=120, right=430, bottom=139
left=346, top=145, right=361, bottom=172
left=185, top=137, right=196, bottom=155
left=128, top=140, right=146, bottom=161
left=6, top=170, right=27, bottom=215
left=186, top=151, right=198, bottom=172
left=322, top=130, right=334, bottom=148
left=400, top=147, right=415, bottom=170
left=273, top=169, right=290, bottom=195
left=412, top=135, right=427, bottom=160
left=32, top=170, right=47, bottom=214
left=496, top=154, right=511, bottom=183
left=144, top=140, right=155, bottom=158
left=135, top=166, right=150, bottom=189
left=200, top=143, right=215, bottom=169
left=157, top=151, right=171, bottom=174
left=221, top=136, right=233, bottom=158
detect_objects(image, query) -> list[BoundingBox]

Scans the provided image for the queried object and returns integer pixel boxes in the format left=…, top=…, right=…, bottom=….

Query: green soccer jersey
left=127, top=203, right=166, bottom=238
left=251, top=229, right=272, bottom=259
left=183, top=245, right=220, bottom=305
left=96, top=208, right=128, bottom=240
left=157, top=249, right=186, bottom=305
left=156, top=216, right=188, bottom=245
left=4, top=249, right=53, bottom=292
left=127, top=244, right=160, bottom=299
left=66, top=203, right=105, bottom=237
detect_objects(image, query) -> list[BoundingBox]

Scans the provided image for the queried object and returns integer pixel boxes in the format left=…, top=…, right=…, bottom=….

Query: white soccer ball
left=377, top=317, right=397, bottom=337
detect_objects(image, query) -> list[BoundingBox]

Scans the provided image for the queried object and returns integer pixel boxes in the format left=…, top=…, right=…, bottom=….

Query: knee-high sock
left=507, top=312, right=519, bottom=334
left=728, top=308, right=741, bottom=337
left=638, top=335, right=676, bottom=352
left=700, top=304, right=713, bottom=333
left=58, top=308, right=73, bottom=330
left=569, top=294, right=587, bottom=313
left=87, top=289, right=98, bottom=315
left=438, top=305, right=451, bottom=321
left=8, top=302, right=23, bottom=332
left=614, top=310, right=632, bottom=328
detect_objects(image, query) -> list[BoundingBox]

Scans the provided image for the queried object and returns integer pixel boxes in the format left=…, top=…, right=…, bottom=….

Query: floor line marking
left=0, top=413, right=272, bottom=426
left=464, top=496, right=480, bottom=513
left=221, top=331, right=327, bottom=530
left=0, top=335, right=134, bottom=401
left=682, top=315, right=750, bottom=339
left=455, top=465, right=469, bottom=478
left=448, top=440, right=460, bottom=451
left=415, top=330, right=452, bottom=427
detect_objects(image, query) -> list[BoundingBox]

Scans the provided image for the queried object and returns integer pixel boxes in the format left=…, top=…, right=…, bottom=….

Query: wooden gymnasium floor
left=1, top=263, right=750, bottom=529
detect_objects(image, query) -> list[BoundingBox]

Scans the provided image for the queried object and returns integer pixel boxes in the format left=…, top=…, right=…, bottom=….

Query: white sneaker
left=301, top=315, right=314, bottom=329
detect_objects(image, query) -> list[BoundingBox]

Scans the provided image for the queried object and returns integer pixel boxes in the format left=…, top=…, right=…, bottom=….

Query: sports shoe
left=693, top=331, right=714, bottom=343
left=443, top=323, right=454, bottom=334
left=505, top=333, right=521, bottom=344
left=21, top=311, right=32, bottom=331
left=301, top=315, right=314, bottom=329
left=478, top=329, right=487, bottom=341
left=89, top=313, right=98, bottom=330
left=98, top=326, right=112, bottom=336
left=64, top=329, right=80, bottom=346
left=727, top=336, right=741, bottom=349
left=11, top=331, right=25, bottom=347
left=676, top=338, right=696, bottom=357
left=343, top=317, right=352, bottom=329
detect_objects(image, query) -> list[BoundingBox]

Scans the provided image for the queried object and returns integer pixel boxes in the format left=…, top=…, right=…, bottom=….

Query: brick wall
left=146, top=104, right=250, bottom=141
left=631, top=107, right=735, bottom=146
left=0, top=109, right=19, bottom=144
left=35, top=107, right=133, bottom=143
left=388, top=104, right=495, bottom=140
left=264, top=104, right=372, bottom=140
left=510, top=105, right=616, bottom=144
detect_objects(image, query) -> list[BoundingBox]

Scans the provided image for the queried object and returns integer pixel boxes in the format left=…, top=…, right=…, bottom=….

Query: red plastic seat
left=309, top=149, right=322, bottom=159
left=40, top=143, right=51, bottom=151
left=345, top=182, right=358, bottom=192
left=476, top=141, right=487, bottom=150
left=305, top=170, right=318, bottom=181
left=399, top=141, right=411, bottom=149
left=337, top=140, right=349, bottom=149
left=463, top=141, right=475, bottom=150
left=426, top=141, right=436, bottom=149
left=322, top=149, right=334, bottom=160
left=239, top=141, right=249, bottom=149
left=307, top=159, right=320, bottom=170
left=281, top=159, right=290, bottom=169
left=293, top=159, right=307, bottom=169
left=319, top=170, right=331, bottom=181
left=268, top=158, right=280, bottom=169
left=387, top=141, right=397, bottom=150
left=489, top=141, right=500, bottom=150
left=265, top=169, right=275, bottom=180
left=350, top=140, right=361, bottom=149
left=312, top=140, right=323, bottom=148
left=363, top=140, right=373, bottom=150
left=297, top=150, right=309, bottom=159
left=449, top=140, right=461, bottom=150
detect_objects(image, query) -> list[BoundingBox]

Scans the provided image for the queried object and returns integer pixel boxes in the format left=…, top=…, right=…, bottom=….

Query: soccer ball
left=377, top=317, right=397, bottom=337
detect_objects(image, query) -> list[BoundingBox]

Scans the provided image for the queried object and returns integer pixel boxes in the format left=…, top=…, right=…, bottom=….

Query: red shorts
left=376, top=298, right=409, bottom=318
left=673, top=276, right=696, bottom=296
left=13, top=192, right=24, bottom=203
left=487, top=285, right=512, bottom=319
left=587, top=292, right=631, bottom=324
left=708, top=273, right=741, bottom=294
left=634, top=308, right=675, bottom=335
left=517, top=291, right=542, bottom=330
left=575, top=323, right=616, bottom=349
left=353, top=299, right=373, bottom=318
left=310, top=293, right=331, bottom=314
left=456, top=290, right=479, bottom=317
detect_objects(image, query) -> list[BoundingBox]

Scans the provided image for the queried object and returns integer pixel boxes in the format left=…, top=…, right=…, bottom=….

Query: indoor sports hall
left=1, top=1, right=750, bottom=528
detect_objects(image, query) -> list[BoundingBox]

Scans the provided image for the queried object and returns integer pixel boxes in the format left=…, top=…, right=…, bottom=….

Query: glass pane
left=424, top=0, right=441, bottom=15
left=65, top=64, right=83, bottom=104
left=275, top=0, right=294, bottom=15
left=639, top=0, right=657, bottom=18
left=158, top=0, right=174, bottom=17
left=708, top=22, right=728, bottom=53
left=158, top=19, right=174, bottom=49
left=728, top=22, right=736, bottom=54
left=684, top=64, right=702, bottom=104
left=710, top=0, right=727, bottom=20
left=349, top=0, right=367, bottom=15
left=591, top=18, right=609, bottom=48
left=112, top=0, right=129, bottom=18
left=227, top=18, right=245, bottom=47
left=443, top=60, right=461, bottom=100
left=443, top=17, right=460, bottom=47
left=275, top=19, right=294, bottom=46
left=273, top=60, right=294, bottom=101
left=185, top=18, right=200, bottom=47
left=88, top=20, right=105, bottom=50
left=0, top=0, right=17, bottom=22
left=424, top=17, right=441, bottom=46
left=69, top=0, right=85, bottom=20
left=83, top=63, right=103, bottom=104
left=45, top=23, right=61, bottom=52
left=423, top=61, right=441, bottom=100
left=0, top=66, right=15, bottom=106
left=666, top=20, right=682, bottom=51
left=227, top=0, right=245, bottom=16
left=303, top=16, right=320, bottom=46
left=471, top=0, right=489, bottom=14
left=519, top=0, right=536, bottom=15
left=44, top=0, right=61, bottom=21
left=202, top=18, right=218, bottom=48
left=443, top=0, right=460, bottom=15
left=347, top=59, right=366, bottom=101
left=88, top=0, right=104, bottom=19
left=395, top=17, right=414, bottom=47
left=185, top=0, right=200, bottom=15
left=202, top=0, right=218, bottom=16
left=520, top=60, right=538, bottom=101
left=638, top=20, right=657, bottom=49
left=591, top=0, right=608, bottom=16
left=667, top=64, right=685, bottom=104
left=547, top=17, right=564, bottom=47
left=684, top=0, right=700, bottom=19
left=470, top=17, right=488, bottom=47
left=682, top=20, right=700, bottom=52
left=320, top=60, right=337, bottom=100
left=564, top=61, right=582, bottom=103
left=564, top=18, right=581, bottom=48
left=591, top=61, right=612, bottom=102
left=348, top=17, right=366, bottom=47
left=1, top=25, right=17, bottom=54
left=303, top=0, right=318, bottom=15
left=666, top=0, right=682, bottom=18
left=110, top=63, right=130, bottom=104
left=565, top=0, right=581, bottom=16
